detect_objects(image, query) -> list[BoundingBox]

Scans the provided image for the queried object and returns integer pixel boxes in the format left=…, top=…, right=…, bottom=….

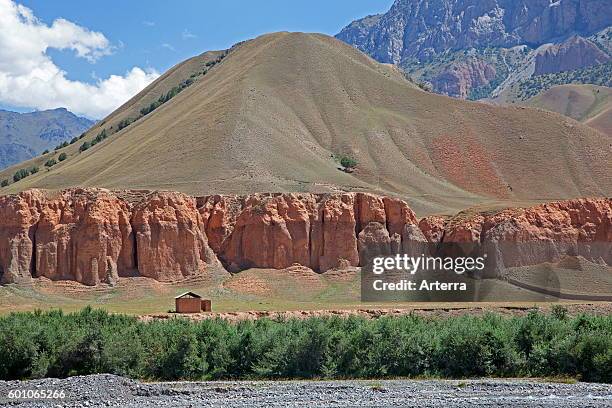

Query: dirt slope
left=1, top=33, right=610, bottom=215
left=524, top=84, right=611, bottom=135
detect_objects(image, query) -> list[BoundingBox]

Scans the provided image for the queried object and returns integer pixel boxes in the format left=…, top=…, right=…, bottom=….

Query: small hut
left=175, top=292, right=211, bottom=313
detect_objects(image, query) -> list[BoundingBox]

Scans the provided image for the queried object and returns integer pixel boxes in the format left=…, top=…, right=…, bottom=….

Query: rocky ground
left=141, top=302, right=612, bottom=322
left=0, top=375, right=610, bottom=407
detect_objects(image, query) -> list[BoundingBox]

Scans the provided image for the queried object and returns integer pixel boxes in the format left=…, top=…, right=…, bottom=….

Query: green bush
left=140, top=101, right=162, bottom=116
left=139, top=75, right=199, bottom=118
left=0, top=309, right=609, bottom=382
left=45, top=159, right=57, bottom=167
left=42, top=149, right=49, bottom=155
left=70, top=137, right=78, bottom=144
left=58, top=153, right=67, bottom=162
left=79, top=141, right=91, bottom=152
left=29, top=166, right=39, bottom=174
left=117, top=119, right=133, bottom=131
left=339, top=155, right=357, bottom=169
left=13, top=168, right=30, bottom=182
left=0, top=179, right=8, bottom=187
left=93, top=130, right=108, bottom=144
left=55, top=141, right=69, bottom=151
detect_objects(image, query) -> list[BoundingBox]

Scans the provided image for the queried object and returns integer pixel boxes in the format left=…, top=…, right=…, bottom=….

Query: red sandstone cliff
left=0, top=189, right=218, bottom=285
left=198, top=193, right=417, bottom=272
left=0, top=190, right=420, bottom=284
left=420, top=198, right=612, bottom=276
left=0, top=189, right=610, bottom=285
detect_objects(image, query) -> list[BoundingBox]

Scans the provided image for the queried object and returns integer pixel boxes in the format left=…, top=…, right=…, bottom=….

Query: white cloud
left=161, top=43, right=176, bottom=51
left=142, top=21, right=155, bottom=27
left=0, top=0, right=160, bottom=118
left=182, top=29, right=197, bottom=40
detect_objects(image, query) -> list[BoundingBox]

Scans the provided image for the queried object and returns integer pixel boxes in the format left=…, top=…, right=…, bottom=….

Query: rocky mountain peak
left=337, top=0, right=611, bottom=99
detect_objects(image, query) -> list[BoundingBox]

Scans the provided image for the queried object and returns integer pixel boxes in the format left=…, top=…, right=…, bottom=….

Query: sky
left=0, top=0, right=394, bottom=119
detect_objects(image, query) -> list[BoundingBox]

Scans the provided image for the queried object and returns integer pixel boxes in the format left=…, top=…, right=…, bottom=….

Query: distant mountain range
left=337, top=0, right=611, bottom=100
left=0, top=108, right=94, bottom=169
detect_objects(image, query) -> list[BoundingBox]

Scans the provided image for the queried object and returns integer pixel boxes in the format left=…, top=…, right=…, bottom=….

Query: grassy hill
left=0, top=33, right=610, bottom=215
left=523, top=84, right=611, bottom=136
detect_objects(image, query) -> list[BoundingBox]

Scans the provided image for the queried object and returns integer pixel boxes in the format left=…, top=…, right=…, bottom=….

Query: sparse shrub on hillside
left=139, top=75, right=200, bottom=118
left=335, top=154, right=357, bottom=171
left=70, top=137, right=79, bottom=144
left=79, top=141, right=91, bottom=152
left=13, top=168, right=30, bottom=182
left=140, top=100, right=162, bottom=116
left=340, top=156, right=357, bottom=169
left=79, top=132, right=87, bottom=139
left=0, top=309, right=608, bottom=382
left=416, top=81, right=432, bottom=92
left=0, top=179, right=8, bottom=187
left=332, top=154, right=358, bottom=172
left=42, top=149, right=49, bottom=155
left=117, top=119, right=133, bottom=131
left=58, top=153, right=67, bottom=162
left=45, top=158, right=57, bottom=167
left=55, top=141, right=69, bottom=151
left=29, top=166, right=39, bottom=174
left=93, top=129, right=108, bottom=144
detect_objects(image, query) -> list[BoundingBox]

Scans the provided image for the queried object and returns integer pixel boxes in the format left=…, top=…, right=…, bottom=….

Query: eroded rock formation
left=0, top=189, right=609, bottom=285
left=421, top=198, right=612, bottom=276
left=198, top=193, right=418, bottom=272
left=0, top=189, right=217, bottom=285
left=34, top=189, right=134, bottom=286
left=132, top=191, right=217, bottom=281
left=535, top=36, right=610, bottom=75
left=431, top=59, right=497, bottom=99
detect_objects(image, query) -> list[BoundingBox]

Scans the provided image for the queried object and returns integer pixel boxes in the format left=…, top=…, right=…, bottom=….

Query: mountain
left=0, top=108, right=94, bottom=169
left=520, top=84, right=611, bottom=135
left=337, top=0, right=612, bottom=100
left=0, top=32, right=610, bottom=215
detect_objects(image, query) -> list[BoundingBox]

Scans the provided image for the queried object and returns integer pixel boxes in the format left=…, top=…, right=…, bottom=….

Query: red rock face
left=218, top=194, right=316, bottom=271
left=0, top=189, right=609, bottom=285
left=0, top=189, right=219, bottom=285
left=0, top=190, right=43, bottom=284
left=439, top=198, right=612, bottom=274
left=132, top=192, right=217, bottom=281
left=431, top=58, right=497, bottom=99
left=419, top=215, right=447, bottom=243
left=314, top=194, right=360, bottom=271
left=442, top=198, right=612, bottom=244
left=535, top=36, right=610, bottom=75
left=197, top=192, right=418, bottom=272
left=34, top=189, right=134, bottom=286
left=198, top=195, right=243, bottom=254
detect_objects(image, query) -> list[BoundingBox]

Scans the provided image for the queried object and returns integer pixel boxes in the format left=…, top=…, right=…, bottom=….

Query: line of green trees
left=516, top=62, right=612, bottom=100
left=1, top=55, right=232, bottom=189
left=0, top=307, right=609, bottom=382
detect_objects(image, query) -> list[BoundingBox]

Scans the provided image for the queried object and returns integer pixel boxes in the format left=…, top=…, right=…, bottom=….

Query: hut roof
left=175, top=292, right=202, bottom=299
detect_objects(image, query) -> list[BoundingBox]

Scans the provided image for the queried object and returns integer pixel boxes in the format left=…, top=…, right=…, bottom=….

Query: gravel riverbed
left=0, top=374, right=610, bottom=407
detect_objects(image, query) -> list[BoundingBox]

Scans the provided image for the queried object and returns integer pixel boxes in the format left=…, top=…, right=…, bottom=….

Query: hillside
left=0, top=33, right=610, bottom=215
left=0, top=108, right=93, bottom=169
left=522, top=84, right=611, bottom=135
left=337, top=0, right=611, bottom=100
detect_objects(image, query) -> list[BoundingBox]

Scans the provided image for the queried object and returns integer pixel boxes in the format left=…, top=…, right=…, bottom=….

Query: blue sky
left=0, top=0, right=393, bottom=118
